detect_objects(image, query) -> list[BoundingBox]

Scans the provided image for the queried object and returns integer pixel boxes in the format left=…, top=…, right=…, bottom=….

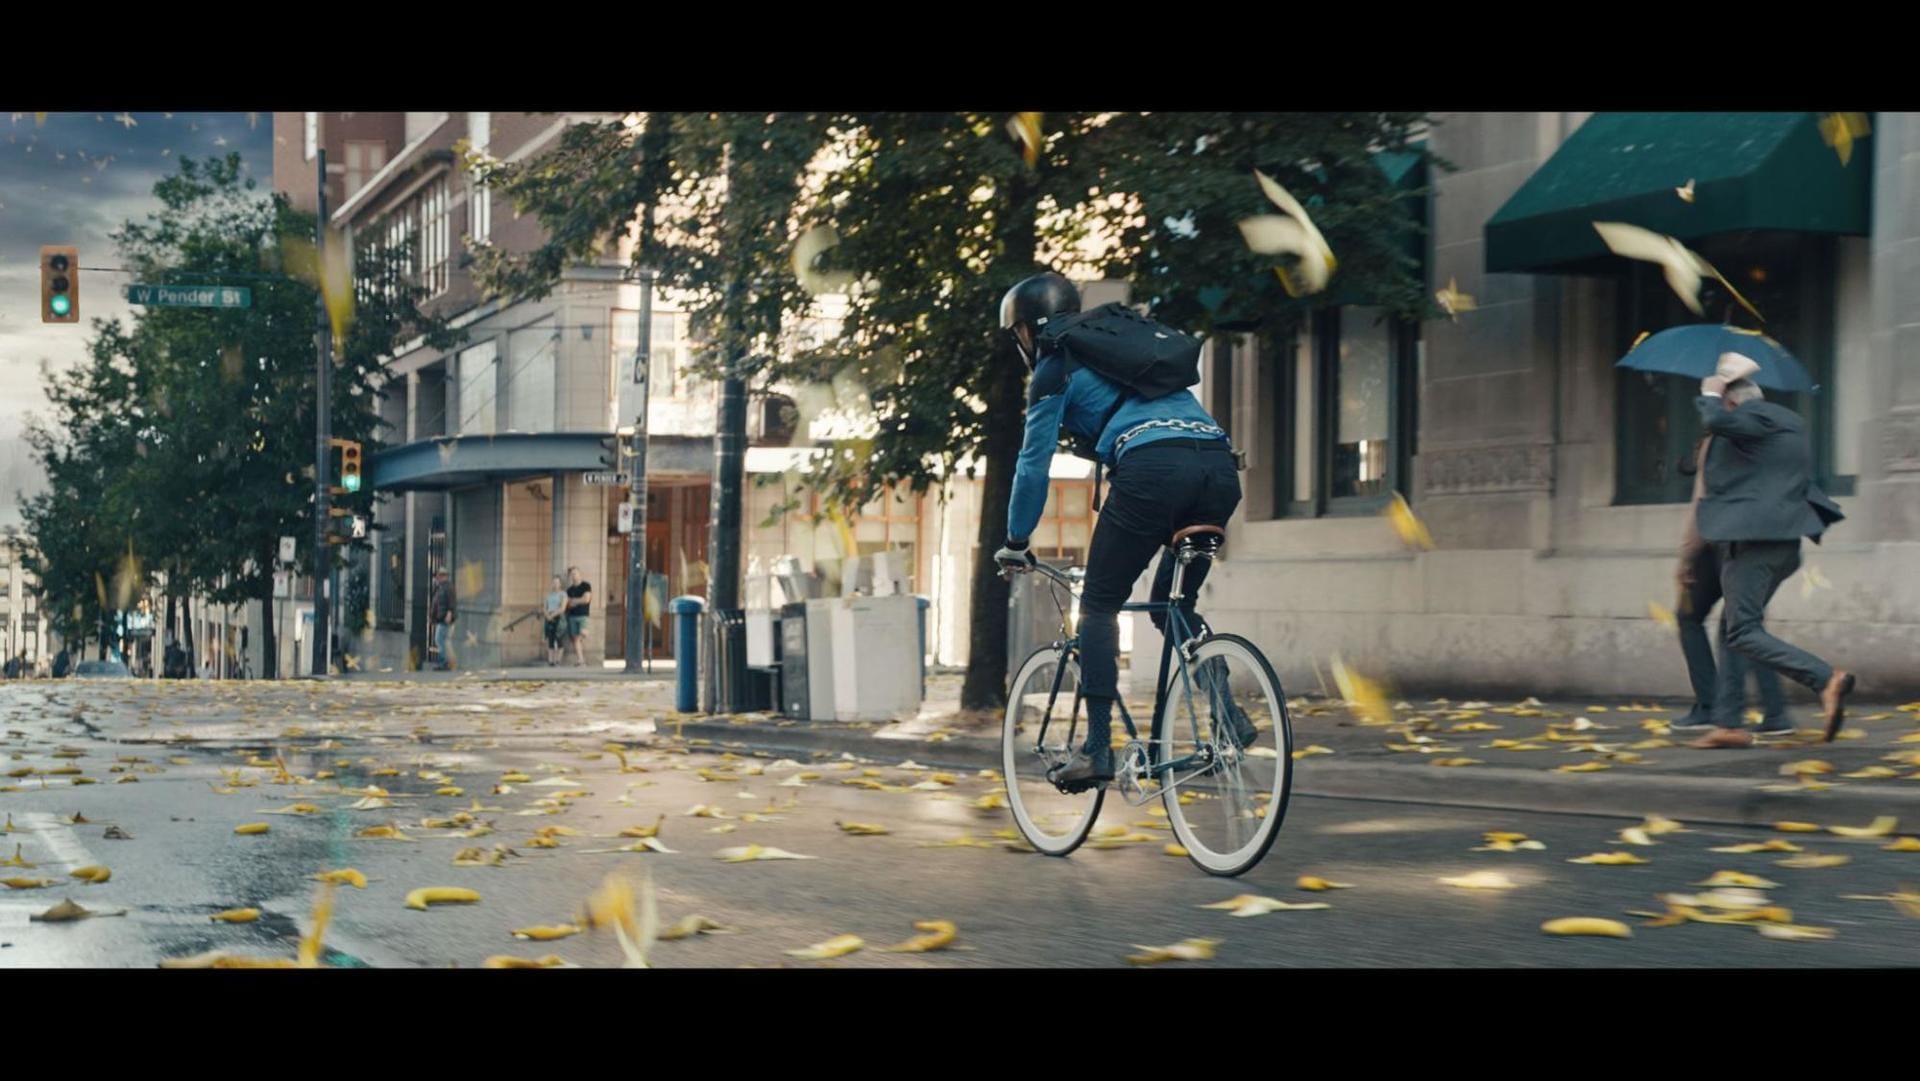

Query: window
left=377, top=177, right=451, bottom=297
left=343, top=140, right=387, bottom=198
left=1273, top=308, right=1419, bottom=515
left=1615, top=232, right=1842, bottom=505
left=376, top=526, right=406, bottom=631
left=1031, top=480, right=1097, bottom=565
left=303, top=112, right=317, bottom=161
left=468, top=112, right=491, bottom=243
left=851, top=484, right=920, bottom=594
left=458, top=340, right=498, bottom=435
left=612, top=308, right=688, bottom=398
left=421, top=177, right=450, bottom=295
left=505, top=317, right=556, bottom=432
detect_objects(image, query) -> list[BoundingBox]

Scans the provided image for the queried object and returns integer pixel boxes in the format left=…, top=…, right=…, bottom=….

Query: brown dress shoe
left=1689, top=727, right=1756, bottom=749
left=1821, top=671, right=1857, bottom=743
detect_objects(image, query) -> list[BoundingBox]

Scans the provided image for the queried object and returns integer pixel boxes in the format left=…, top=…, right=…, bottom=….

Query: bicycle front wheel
left=1002, top=645, right=1103, bottom=856
left=1154, top=634, right=1292, bottom=876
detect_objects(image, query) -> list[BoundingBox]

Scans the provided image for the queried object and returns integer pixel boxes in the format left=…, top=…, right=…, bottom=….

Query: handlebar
left=998, top=559, right=1084, bottom=590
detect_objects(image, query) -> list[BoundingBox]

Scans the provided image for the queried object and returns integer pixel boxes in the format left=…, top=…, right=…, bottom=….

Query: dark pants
left=1677, top=542, right=1785, bottom=726
left=1078, top=440, right=1242, bottom=727
left=1714, top=540, right=1833, bottom=719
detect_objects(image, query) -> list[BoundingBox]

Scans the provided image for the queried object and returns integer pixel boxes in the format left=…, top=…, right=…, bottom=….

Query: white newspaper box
left=828, top=593, right=923, bottom=722
left=803, top=598, right=840, bottom=722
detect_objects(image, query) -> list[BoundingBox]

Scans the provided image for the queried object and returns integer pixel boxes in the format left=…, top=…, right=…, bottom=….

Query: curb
left=674, top=720, right=1920, bottom=829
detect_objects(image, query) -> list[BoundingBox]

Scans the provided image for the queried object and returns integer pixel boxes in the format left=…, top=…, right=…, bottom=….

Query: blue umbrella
left=1616, top=324, right=1814, bottom=392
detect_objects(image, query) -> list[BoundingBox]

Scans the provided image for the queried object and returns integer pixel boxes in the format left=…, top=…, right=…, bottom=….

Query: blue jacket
left=1007, top=350, right=1226, bottom=544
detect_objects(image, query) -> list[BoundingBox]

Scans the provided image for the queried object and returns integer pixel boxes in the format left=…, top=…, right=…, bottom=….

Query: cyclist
left=993, top=272, right=1249, bottom=789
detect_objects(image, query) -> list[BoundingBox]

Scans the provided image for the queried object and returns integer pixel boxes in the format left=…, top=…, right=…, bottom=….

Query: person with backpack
left=992, top=272, right=1247, bottom=789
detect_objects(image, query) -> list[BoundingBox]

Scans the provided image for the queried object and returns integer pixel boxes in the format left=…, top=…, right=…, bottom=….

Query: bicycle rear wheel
left=1153, top=634, right=1292, bottom=876
left=1002, top=645, right=1103, bottom=856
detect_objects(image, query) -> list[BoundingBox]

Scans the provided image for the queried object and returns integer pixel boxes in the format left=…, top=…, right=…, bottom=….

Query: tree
left=473, top=113, right=1440, bottom=713
left=20, top=155, right=455, bottom=676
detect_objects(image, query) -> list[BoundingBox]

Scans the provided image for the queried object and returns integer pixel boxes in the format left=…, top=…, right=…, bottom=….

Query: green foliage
left=20, top=154, right=457, bottom=657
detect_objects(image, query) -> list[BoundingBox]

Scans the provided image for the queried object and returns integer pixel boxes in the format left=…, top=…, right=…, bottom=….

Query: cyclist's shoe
left=1050, top=741, right=1114, bottom=792
left=1226, top=705, right=1261, bottom=749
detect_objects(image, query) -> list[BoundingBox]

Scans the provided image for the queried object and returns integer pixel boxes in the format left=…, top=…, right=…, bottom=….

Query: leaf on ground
left=1541, top=917, right=1632, bottom=938
left=404, top=887, right=480, bottom=910
left=1828, top=816, right=1898, bottom=838
left=211, top=907, right=261, bottom=923
left=1696, top=870, right=1779, bottom=889
left=512, top=924, right=582, bottom=941
left=1439, top=871, right=1519, bottom=890
left=1568, top=852, right=1647, bottom=865
left=658, top=915, right=731, bottom=940
left=1776, top=854, right=1851, bottom=868
left=313, top=868, right=368, bottom=888
left=716, top=844, right=815, bottom=862
left=1126, top=938, right=1221, bottom=965
left=836, top=821, right=890, bottom=836
left=1712, top=840, right=1803, bottom=854
left=1756, top=923, right=1838, bottom=941
left=69, top=865, right=111, bottom=883
left=1774, top=821, right=1822, bottom=833
left=484, top=954, right=572, bottom=968
left=786, top=933, right=864, bottom=960
left=1199, top=894, right=1330, bottom=916
left=881, top=919, right=959, bottom=952
left=1297, top=876, right=1354, bottom=891
left=233, top=823, right=270, bottom=835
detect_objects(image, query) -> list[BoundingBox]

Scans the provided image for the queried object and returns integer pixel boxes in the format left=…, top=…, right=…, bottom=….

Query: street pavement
left=4, top=675, right=1919, bottom=968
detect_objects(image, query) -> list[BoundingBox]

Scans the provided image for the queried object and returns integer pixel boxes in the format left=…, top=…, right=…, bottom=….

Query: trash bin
left=670, top=596, right=704, bottom=713
left=705, top=608, right=762, bottom=714
left=780, top=602, right=810, bottom=720
left=1007, top=562, right=1069, bottom=688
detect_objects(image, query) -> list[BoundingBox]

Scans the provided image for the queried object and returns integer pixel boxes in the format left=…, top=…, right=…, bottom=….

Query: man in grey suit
left=1689, top=353, right=1855, bottom=748
left=1670, top=433, right=1792, bottom=738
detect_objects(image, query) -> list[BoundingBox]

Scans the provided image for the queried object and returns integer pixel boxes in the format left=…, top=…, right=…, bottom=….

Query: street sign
left=278, top=535, right=297, bottom=565
left=617, top=502, right=636, bottom=534
left=125, top=284, right=252, bottom=309
left=273, top=570, right=291, bottom=599
left=583, top=471, right=630, bottom=486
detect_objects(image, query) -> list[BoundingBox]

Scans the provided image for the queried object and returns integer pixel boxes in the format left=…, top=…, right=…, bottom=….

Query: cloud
left=0, top=111, right=272, bottom=525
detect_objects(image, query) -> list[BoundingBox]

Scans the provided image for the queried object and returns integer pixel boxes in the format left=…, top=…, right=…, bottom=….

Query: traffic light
left=41, top=245, right=79, bottom=324
left=329, top=438, right=363, bottom=493
left=340, top=441, right=362, bottom=493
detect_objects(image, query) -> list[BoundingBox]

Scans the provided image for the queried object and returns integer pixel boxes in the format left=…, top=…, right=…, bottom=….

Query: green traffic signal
left=50, top=295, right=71, bottom=317
left=342, top=473, right=362, bottom=493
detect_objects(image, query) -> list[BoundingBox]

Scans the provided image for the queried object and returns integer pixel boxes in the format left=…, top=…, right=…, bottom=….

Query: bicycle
left=999, top=525, right=1293, bottom=877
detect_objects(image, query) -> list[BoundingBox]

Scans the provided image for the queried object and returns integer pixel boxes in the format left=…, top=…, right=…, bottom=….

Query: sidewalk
left=340, top=659, right=676, bottom=683
left=675, top=676, right=1920, bottom=827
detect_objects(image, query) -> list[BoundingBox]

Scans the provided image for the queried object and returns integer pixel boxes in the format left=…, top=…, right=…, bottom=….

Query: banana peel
left=405, top=886, right=481, bottom=910
left=880, top=919, right=959, bottom=953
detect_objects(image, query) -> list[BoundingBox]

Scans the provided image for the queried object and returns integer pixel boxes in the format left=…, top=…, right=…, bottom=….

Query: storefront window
left=1615, top=232, right=1840, bottom=506
left=1273, top=309, right=1418, bottom=516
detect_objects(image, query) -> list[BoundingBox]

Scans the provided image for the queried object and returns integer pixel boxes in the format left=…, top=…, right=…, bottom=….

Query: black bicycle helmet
left=999, top=272, right=1080, bottom=367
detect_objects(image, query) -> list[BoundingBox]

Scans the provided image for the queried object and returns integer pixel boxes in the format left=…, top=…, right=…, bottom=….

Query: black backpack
left=1035, top=303, right=1204, bottom=508
left=1037, top=302, right=1202, bottom=404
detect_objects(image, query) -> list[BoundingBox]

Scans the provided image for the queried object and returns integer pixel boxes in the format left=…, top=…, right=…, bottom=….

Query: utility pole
left=624, top=268, right=655, bottom=675
left=705, top=141, right=748, bottom=713
left=310, top=147, right=332, bottom=680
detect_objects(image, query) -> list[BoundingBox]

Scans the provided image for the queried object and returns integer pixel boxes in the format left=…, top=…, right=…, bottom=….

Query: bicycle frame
left=1015, top=547, right=1218, bottom=790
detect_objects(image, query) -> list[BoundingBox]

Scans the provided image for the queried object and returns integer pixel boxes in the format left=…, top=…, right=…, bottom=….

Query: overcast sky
left=0, top=111, right=272, bottom=526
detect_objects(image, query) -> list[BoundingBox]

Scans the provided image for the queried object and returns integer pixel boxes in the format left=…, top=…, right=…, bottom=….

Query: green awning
left=1485, top=113, right=1872, bottom=275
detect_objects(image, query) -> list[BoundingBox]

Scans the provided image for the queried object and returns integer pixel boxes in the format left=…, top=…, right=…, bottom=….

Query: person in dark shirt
left=564, top=565, right=593, bottom=668
left=428, top=569, right=455, bottom=670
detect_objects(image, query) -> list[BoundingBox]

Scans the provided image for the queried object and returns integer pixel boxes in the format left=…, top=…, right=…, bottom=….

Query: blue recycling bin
left=915, top=595, right=929, bottom=698
left=670, top=596, right=705, bottom=713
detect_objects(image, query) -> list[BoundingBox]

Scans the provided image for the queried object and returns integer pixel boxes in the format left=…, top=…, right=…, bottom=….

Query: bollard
left=915, top=595, right=930, bottom=699
left=670, top=596, right=705, bottom=713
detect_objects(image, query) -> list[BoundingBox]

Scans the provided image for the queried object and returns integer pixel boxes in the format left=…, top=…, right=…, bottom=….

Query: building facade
left=0, top=538, right=49, bottom=672
left=1200, top=111, right=1920, bottom=700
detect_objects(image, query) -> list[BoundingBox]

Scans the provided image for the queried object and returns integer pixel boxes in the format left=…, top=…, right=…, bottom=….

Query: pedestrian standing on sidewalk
left=429, top=568, right=455, bottom=671
left=563, top=566, right=592, bottom=668
left=1671, top=433, right=1793, bottom=739
left=1689, top=354, right=1855, bottom=748
left=543, top=574, right=567, bottom=666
